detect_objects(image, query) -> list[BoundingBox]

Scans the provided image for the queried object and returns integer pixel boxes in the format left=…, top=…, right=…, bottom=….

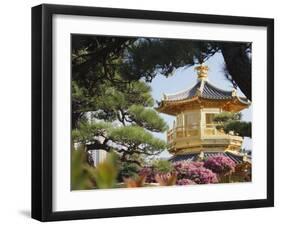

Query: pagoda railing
left=167, top=126, right=200, bottom=142
left=203, top=123, right=223, bottom=136
left=167, top=123, right=239, bottom=143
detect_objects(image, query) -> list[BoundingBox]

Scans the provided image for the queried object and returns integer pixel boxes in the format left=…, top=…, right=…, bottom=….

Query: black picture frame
left=32, top=3, right=274, bottom=222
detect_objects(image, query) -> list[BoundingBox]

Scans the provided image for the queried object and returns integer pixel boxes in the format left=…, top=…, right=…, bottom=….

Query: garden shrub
left=173, top=161, right=218, bottom=184
left=204, top=155, right=236, bottom=175
left=118, top=162, right=140, bottom=181
left=152, top=159, right=173, bottom=173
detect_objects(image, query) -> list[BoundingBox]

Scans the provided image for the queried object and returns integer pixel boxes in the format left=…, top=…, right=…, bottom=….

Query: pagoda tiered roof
left=156, top=67, right=251, bottom=115
left=164, top=80, right=233, bottom=101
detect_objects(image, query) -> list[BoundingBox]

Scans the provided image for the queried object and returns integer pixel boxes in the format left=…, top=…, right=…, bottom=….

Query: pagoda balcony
left=167, top=124, right=243, bottom=153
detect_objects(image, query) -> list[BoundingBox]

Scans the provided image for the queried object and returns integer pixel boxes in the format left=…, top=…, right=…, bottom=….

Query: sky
left=149, top=52, right=252, bottom=158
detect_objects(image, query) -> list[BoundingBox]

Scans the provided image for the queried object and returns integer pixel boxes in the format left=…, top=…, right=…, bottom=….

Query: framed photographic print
left=31, top=4, right=274, bottom=221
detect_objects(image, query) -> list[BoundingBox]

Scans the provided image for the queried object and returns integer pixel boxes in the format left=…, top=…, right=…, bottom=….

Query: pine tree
left=72, top=79, right=168, bottom=165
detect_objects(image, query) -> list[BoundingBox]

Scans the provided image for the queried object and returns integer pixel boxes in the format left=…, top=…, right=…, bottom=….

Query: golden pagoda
left=156, top=65, right=251, bottom=163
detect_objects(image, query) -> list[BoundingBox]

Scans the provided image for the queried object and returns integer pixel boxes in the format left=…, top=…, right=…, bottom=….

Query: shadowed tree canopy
left=72, top=35, right=251, bottom=107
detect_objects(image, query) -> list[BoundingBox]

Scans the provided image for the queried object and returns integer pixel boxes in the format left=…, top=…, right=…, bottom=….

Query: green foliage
left=152, top=159, right=173, bottom=173
left=71, top=83, right=168, bottom=162
left=72, top=121, right=112, bottom=143
left=214, top=112, right=251, bottom=138
left=223, top=121, right=251, bottom=137
left=92, top=81, right=155, bottom=123
left=121, top=39, right=217, bottom=81
left=128, top=105, right=168, bottom=132
left=213, top=112, right=241, bottom=123
left=118, top=162, right=140, bottom=181
left=73, top=121, right=167, bottom=165
left=109, top=125, right=167, bottom=154
left=71, top=149, right=95, bottom=190
left=92, top=152, right=120, bottom=189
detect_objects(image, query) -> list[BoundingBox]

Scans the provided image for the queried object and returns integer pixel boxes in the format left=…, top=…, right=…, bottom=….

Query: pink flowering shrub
left=138, top=156, right=237, bottom=185
left=176, top=178, right=196, bottom=185
left=173, top=161, right=203, bottom=179
left=173, top=161, right=218, bottom=184
left=204, top=155, right=236, bottom=175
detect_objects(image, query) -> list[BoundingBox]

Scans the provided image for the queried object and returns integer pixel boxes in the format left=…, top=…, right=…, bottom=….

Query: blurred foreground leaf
left=71, top=150, right=95, bottom=190
left=93, top=152, right=119, bottom=189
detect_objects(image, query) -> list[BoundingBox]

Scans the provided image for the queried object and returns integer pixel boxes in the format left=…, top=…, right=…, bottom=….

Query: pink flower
left=177, top=178, right=196, bottom=185
left=204, top=155, right=236, bottom=175
left=173, top=161, right=218, bottom=184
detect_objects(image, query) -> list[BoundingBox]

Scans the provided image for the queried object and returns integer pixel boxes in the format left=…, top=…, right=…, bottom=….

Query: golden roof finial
left=195, top=64, right=209, bottom=80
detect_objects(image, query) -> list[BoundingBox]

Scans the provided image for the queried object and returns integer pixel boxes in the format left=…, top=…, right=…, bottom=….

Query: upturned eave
left=155, top=96, right=250, bottom=115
